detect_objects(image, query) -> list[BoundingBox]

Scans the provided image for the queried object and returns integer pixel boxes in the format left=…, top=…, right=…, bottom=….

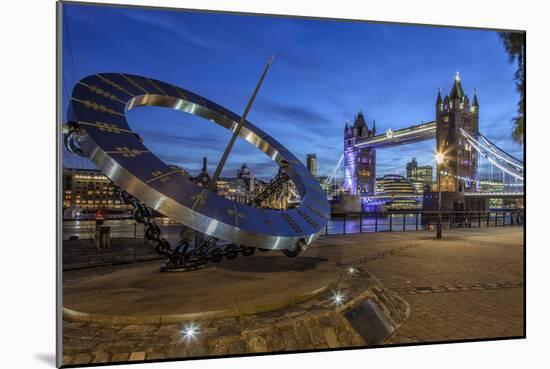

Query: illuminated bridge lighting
left=355, top=121, right=437, bottom=149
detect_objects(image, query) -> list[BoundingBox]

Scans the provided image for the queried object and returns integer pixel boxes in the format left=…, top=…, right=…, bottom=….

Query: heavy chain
left=117, top=189, right=180, bottom=263
left=116, top=189, right=258, bottom=271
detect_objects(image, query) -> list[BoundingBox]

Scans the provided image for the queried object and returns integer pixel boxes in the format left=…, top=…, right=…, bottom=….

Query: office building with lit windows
left=62, top=168, right=127, bottom=212
left=406, top=158, right=433, bottom=184
left=375, top=174, right=422, bottom=210
left=306, top=154, right=317, bottom=177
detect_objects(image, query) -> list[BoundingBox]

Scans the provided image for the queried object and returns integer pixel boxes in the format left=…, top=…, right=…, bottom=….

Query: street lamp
left=435, top=152, right=445, bottom=239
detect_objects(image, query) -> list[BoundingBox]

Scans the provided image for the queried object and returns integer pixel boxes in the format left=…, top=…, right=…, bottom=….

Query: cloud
left=113, top=7, right=232, bottom=57
left=256, top=100, right=332, bottom=126
left=139, top=129, right=227, bottom=151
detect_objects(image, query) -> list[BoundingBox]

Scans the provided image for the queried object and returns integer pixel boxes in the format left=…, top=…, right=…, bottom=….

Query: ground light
left=331, top=290, right=346, bottom=306
left=181, top=323, right=200, bottom=342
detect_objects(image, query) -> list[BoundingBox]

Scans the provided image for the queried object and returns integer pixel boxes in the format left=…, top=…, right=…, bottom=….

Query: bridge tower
left=344, top=111, right=376, bottom=195
left=435, top=73, right=479, bottom=192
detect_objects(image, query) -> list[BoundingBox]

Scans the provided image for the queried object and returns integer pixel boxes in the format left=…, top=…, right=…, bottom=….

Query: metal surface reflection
left=65, top=73, right=329, bottom=251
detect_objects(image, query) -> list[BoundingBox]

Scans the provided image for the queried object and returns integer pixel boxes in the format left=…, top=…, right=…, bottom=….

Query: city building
left=196, top=157, right=211, bottom=187
left=237, top=163, right=255, bottom=193
left=215, top=163, right=263, bottom=204
left=406, top=158, right=433, bottom=184
left=409, top=179, right=425, bottom=194
left=306, top=154, right=317, bottom=177
left=375, top=174, right=422, bottom=210
left=478, top=180, right=504, bottom=208
left=62, top=168, right=128, bottom=212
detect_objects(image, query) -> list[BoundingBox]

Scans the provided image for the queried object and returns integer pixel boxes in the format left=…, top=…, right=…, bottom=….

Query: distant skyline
left=62, top=3, right=523, bottom=180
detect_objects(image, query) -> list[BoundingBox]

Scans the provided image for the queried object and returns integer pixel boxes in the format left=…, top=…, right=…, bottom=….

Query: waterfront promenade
left=62, top=226, right=524, bottom=365
left=313, top=227, right=524, bottom=343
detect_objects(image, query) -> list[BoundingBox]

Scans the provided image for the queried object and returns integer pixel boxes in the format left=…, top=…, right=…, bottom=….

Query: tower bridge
left=339, top=73, right=524, bottom=210
left=354, top=121, right=436, bottom=149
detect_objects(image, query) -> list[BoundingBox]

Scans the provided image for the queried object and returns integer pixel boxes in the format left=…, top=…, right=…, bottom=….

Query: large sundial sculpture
left=64, top=60, right=330, bottom=271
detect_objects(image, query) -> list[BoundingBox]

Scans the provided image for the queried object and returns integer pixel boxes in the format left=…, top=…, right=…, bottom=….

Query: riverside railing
left=62, top=209, right=524, bottom=240
left=325, top=209, right=524, bottom=235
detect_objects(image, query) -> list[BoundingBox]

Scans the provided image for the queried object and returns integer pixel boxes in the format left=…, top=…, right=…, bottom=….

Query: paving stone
left=129, top=352, right=146, bottom=361
left=62, top=355, right=72, bottom=365
left=208, top=335, right=242, bottom=356
left=185, top=338, right=210, bottom=357
left=305, top=318, right=328, bottom=348
left=165, top=344, right=185, bottom=358
left=292, top=321, right=314, bottom=349
left=279, top=324, right=299, bottom=351
left=323, top=327, right=340, bottom=348
left=92, top=351, right=110, bottom=363
left=72, top=353, right=92, bottom=364
left=264, top=327, right=286, bottom=352
left=147, top=353, right=166, bottom=360
left=245, top=334, right=268, bottom=353
left=111, top=352, right=130, bottom=362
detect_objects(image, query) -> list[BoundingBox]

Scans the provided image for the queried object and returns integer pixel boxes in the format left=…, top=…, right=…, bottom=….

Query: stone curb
left=63, top=282, right=336, bottom=325
left=62, top=271, right=411, bottom=364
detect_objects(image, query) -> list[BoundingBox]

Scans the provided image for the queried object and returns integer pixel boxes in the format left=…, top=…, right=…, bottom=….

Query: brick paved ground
left=305, top=227, right=524, bottom=344
left=389, top=288, right=523, bottom=343
left=63, top=237, right=162, bottom=271
left=62, top=226, right=524, bottom=365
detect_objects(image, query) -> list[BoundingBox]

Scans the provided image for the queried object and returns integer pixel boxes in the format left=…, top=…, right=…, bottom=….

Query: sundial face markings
left=103, top=147, right=150, bottom=158
left=305, top=204, right=330, bottom=220
left=258, top=208, right=277, bottom=235
left=145, top=169, right=179, bottom=184
left=77, top=81, right=126, bottom=104
left=230, top=205, right=238, bottom=227
left=281, top=212, right=302, bottom=234
left=198, top=95, right=209, bottom=108
left=175, top=87, right=188, bottom=101
left=78, top=120, right=134, bottom=134
left=96, top=74, right=135, bottom=97
left=120, top=74, right=150, bottom=94
left=71, top=97, right=124, bottom=116
left=227, top=206, right=244, bottom=227
left=297, top=209, right=319, bottom=228
left=146, top=78, right=168, bottom=96
left=190, top=190, right=208, bottom=210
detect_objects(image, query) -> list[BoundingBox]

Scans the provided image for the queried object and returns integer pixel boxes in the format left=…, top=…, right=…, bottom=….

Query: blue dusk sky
left=62, top=3, right=523, bottom=180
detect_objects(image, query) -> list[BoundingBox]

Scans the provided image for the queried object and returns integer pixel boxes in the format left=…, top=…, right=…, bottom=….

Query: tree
left=499, top=32, right=525, bottom=144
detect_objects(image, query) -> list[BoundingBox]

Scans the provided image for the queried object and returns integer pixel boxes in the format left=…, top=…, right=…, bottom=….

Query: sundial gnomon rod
left=208, top=55, right=274, bottom=191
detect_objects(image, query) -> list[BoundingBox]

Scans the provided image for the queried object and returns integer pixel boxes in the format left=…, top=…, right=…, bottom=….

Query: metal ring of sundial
left=66, top=73, right=330, bottom=250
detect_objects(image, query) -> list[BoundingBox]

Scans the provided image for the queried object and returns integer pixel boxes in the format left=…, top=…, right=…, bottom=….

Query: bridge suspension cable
left=459, top=128, right=524, bottom=181
left=469, top=132, right=523, bottom=170
left=478, top=133, right=523, bottom=167
left=322, top=153, right=344, bottom=187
